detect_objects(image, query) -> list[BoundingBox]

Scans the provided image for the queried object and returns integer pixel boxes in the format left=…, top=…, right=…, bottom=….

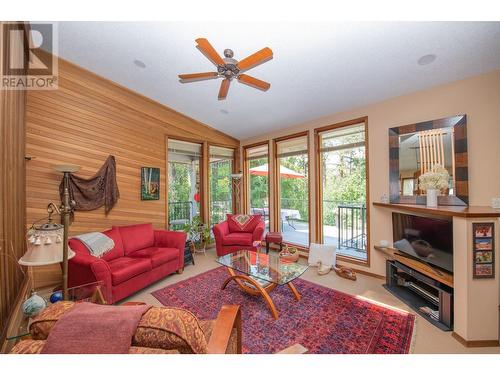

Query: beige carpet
left=121, top=249, right=500, bottom=354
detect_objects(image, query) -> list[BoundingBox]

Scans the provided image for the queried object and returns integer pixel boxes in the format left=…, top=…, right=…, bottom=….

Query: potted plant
left=183, top=215, right=212, bottom=253
left=418, top=165, right=450, bottom=207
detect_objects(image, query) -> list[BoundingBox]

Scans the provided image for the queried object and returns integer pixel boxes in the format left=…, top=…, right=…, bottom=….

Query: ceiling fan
left=178, top=38, right=273, bottom=100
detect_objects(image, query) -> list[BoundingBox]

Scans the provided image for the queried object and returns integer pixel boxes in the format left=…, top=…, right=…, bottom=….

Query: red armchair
left=212, top=214, right=265, bottom=256
left=68, top=223, right=186, bottom=304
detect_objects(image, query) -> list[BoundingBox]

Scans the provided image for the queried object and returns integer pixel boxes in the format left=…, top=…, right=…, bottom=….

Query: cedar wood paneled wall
left=25, top=56, right=239, bottom=284
left=0, top=23, right=27, bottom=343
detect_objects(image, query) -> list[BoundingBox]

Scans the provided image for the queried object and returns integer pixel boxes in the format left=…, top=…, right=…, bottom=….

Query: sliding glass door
left=209, top=146, right=234, bottom=225
left=167, top=139, right=201, bottom=230
left=317, top=121, right=367, bottom=260
left=244, top=143, right=270, bottom=233
left=276, top=135, right=309, bottom=246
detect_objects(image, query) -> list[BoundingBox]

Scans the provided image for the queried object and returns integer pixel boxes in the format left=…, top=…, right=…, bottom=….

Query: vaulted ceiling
left=54, top=22, right=500, bottom=139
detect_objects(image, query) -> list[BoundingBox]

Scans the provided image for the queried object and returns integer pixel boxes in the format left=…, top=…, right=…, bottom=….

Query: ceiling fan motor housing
left=218, top=54, right=240, bottom=79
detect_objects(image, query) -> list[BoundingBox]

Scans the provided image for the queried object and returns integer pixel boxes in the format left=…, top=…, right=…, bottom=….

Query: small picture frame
left=141, top=167, right=160, bottom=201
left=472, top=222, right=495, bottom=279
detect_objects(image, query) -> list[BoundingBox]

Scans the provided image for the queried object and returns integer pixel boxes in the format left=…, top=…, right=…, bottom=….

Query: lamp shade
left=20, top=222, right=75, bottom=266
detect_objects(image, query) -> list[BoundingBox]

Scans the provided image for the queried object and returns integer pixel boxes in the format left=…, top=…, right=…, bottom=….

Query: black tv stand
left=384, top=259, right=453, bottom=331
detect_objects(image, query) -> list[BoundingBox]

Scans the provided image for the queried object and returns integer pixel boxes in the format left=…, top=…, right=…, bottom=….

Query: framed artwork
left=472, top=223, right=495, bottom=279
left=141, top=167, right=160, bottom=200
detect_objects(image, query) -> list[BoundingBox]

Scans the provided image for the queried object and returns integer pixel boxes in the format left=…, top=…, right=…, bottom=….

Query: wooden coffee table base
left=221, top=268, right=301, bottom=320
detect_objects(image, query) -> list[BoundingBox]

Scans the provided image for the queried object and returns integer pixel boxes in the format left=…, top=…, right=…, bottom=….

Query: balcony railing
left=168, top=201, right=193, bottom=229
left=337, top=203, right=366, bottom=253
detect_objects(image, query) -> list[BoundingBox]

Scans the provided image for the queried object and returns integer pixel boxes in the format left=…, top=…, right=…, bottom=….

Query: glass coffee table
left=216, top=250, right=308, bottom=320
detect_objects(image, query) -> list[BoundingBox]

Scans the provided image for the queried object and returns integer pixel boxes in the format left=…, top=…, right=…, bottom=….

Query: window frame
left=243, top=141, right=271, bottom=223
left=273, top=131, right=312, bottom=249
left=166, top=135, right=204, bottom=230
left=314, top=117, right=370, bottom=267
left=207, top=142, right=237, bottom=227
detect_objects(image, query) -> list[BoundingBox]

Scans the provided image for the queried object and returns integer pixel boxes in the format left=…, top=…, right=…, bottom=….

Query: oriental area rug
left=152, top=266, right=415, bottom=354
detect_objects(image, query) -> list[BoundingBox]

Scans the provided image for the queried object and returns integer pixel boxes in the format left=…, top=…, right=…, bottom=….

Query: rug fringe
left=409, top=317, right=418, bottom=354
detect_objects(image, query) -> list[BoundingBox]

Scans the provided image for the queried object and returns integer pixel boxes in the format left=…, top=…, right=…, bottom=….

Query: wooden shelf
left=373, top=202, right=500, bottom=218
left=374, top=245, right=454, bottom=288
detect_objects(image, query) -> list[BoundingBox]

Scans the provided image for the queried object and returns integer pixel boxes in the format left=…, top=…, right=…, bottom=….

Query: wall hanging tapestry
left=59, top=155, right=119, bottom=215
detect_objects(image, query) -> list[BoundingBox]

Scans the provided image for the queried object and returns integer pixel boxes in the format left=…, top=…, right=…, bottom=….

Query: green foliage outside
left=210, top=160, right=232, bottom=224
left=248, top=132, right=366, bottom=226
left=168, top=162, right=190, bottom=202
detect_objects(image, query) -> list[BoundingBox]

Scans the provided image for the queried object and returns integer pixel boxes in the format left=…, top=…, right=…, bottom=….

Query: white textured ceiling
left=54, top=22, right=500, bottom=140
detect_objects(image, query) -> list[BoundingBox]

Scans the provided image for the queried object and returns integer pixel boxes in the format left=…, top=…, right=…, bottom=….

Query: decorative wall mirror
left=389, top=115, right=468, bottom=206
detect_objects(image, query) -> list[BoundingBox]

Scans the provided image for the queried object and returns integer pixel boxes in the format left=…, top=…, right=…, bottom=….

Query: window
left=317, top=121, right=368, bottom=261
left=275, top=134, right=309, bottom=246
left=244, top=143, right=270, bottom=233
left=167, top=139, right=202, bottom=230
left=209, top=146, right=234, bottom=225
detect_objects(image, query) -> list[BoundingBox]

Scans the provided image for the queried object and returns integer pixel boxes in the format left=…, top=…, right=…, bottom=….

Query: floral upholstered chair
left=10, top=301, right=241, bottom=354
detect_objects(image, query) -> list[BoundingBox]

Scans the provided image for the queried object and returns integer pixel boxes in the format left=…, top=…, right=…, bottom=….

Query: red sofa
left=212, top=214, right=265, bottom=256
left=68, top=223, right=186, bottom=304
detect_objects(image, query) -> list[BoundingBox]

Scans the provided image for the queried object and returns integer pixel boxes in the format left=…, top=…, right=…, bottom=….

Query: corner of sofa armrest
left=154, top=229, right=187, bottom=249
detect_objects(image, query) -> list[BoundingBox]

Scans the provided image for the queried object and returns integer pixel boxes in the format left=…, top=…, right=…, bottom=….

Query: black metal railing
left=337, top=203, right=366, bottom=253
left=168, top=201, right=193, bottom=229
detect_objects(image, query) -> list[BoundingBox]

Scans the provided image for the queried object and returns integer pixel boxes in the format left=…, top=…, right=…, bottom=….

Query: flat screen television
left=392, top=212, right=453, bottom=273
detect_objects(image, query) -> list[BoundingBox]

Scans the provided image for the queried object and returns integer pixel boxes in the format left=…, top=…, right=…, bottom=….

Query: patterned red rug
left=152, top=266, right=415, bottom=354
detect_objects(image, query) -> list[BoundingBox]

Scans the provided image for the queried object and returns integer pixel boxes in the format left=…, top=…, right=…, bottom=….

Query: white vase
left=426, top=189, right=438, bottom=208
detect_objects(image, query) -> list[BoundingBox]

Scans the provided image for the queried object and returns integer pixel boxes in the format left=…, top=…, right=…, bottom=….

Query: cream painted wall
left=242, top=69, right=500, bottom=277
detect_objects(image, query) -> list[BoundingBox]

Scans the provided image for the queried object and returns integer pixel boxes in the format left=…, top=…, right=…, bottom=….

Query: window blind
left=319, top=124, right=365, bottom=153
left=276, top=136, right=308, bottom=158
left=246, top=144, right=268, bottom=160
left=209, top=146, right=234, bottom=160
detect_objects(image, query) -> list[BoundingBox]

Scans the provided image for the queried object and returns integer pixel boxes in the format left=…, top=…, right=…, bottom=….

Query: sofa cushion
left=129, top=247, right=179, bottom=268
left=117, top=223, right=155, bottom=255
left=226, top=214, right=262, bottom=233
left=108, top=257, right=152, bottom=286
left=222, top=232, right=253, bottom=246
left=100, top=227, right=124, bottom=261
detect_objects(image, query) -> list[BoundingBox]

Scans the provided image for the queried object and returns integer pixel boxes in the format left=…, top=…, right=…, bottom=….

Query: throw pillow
left=226, top=214, right=262, bottom=233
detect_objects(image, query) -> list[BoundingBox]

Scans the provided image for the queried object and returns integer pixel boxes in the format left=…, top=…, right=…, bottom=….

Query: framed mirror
left=389, top=115, right=468, bottom=206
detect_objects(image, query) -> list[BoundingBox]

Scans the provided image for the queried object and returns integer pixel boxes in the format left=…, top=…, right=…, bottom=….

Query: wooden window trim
left=207, top=143, right=238, bottom=225
left=242, top=141, right=270, bottom=222
left=166, top=136, right=204, bottom=228
left=314, top=116, right=371, bottom=267
left=273, top=131, right=312, bottom=247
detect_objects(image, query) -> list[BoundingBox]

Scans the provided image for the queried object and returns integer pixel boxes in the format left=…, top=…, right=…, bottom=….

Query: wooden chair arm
left=207, top=305, right=242, bottom=354
left=276, top=343, right=308, bottom=354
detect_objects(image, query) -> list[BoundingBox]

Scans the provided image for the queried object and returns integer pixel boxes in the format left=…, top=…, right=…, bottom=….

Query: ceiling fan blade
left=236, top=47, right=273, bottom=72
left=237, top=74, right=271, bottom=91
left=178, top=72, right=218, bottom=82
left=218, top=79, right=230, bottom=100
left=195, top=38, right=225, bottom=66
